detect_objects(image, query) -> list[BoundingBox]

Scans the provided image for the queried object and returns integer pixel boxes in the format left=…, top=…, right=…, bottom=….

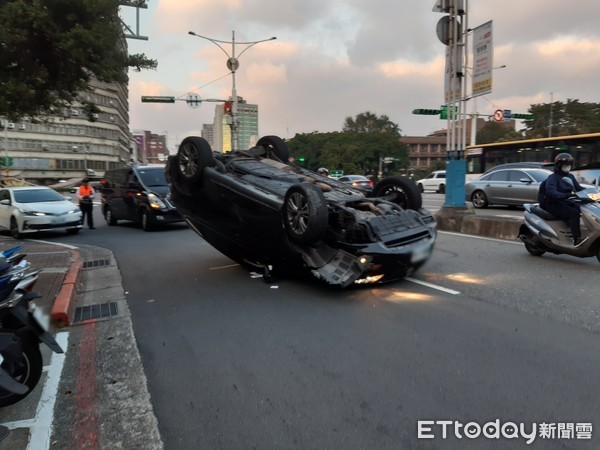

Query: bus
left=465, top=132, right=600, bottom=183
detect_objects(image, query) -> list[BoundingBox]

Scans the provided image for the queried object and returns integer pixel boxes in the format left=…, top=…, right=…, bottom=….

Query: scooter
left=0, top=251, right=64, bottom=407
left=519, top=181, right=600, bottom=263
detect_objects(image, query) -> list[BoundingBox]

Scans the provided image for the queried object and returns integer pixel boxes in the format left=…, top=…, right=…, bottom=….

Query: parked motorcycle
left=0, top=249, right=64, bottom=407
left=519, top=183, right=600, bottom=263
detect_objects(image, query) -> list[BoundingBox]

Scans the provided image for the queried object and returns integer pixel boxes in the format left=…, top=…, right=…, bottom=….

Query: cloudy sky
left=122, top=0, right=600, bottom=152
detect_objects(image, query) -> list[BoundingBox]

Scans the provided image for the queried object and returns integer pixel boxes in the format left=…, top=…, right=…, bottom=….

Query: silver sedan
left=466, top=168, right=552, bottom=208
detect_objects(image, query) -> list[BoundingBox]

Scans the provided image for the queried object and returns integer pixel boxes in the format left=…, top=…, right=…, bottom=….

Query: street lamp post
left=188, top=30, right=276, bottom=152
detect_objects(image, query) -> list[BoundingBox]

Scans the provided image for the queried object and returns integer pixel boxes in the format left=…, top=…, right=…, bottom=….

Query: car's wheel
left=105, top=207, right=117, bottom=225
left=66, top=228, right=80, bottom=235
left=438, top=184, right=445, bottom=194
left=176, top=136, right=216, bottom=187
left=10, top=217, right=22, bottom=239
left=372, top=176, right=422, bottom=210
left=256, top=135, right=289, bottom=163
left=417, top=183, right=424, bottom=193
left=0, top=333, right=43, bottom=407
left=471, top=190, right=489, bottom=209
left=595, top=244, right=600, bottom=264
left=283, top=183, right=328, bottom=244
left=140, top=208, right=153, bottom=231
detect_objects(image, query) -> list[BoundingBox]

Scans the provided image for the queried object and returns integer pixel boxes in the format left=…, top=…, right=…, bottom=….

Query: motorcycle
left=519, top=180, right=600, bottom=263
left=0, top=249, right=64, bottom=407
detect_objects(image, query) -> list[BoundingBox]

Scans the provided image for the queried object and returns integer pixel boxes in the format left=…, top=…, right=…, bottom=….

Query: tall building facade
left=211, top=96, right=258, bottom=152
left=1, top=78, right=131, bottom=184
left=132, top=131, right=168, bottom=165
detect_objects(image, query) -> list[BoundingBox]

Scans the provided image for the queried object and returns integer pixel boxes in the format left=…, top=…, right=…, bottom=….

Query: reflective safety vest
left=79, top=185, right=93, bottom=196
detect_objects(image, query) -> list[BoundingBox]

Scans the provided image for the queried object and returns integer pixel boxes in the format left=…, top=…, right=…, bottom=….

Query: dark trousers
left=545, top=201, right=581, bottom=238
left=80, top=203, right=94, bottom=228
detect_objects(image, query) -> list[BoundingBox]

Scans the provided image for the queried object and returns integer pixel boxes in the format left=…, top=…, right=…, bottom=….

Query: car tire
left=66, top=228, right=80, bottom=235
left=283, top=183, right=328, bottom=244
left=176, top=136, right=216, bottom=187
left=105, top=207, right=117, bottom=225
left=0, top=332, right=43, bottom=407
left=372, top=176, right=422, bottom=210
left=256, top=135, right=289, bottom=163
left=438, top=184, right=445, bottom=194
left=140, top=208, right=153, bottom=231
left=10, top=217, right=22, bottom=239
left=471, top=190, right=489, bottom=209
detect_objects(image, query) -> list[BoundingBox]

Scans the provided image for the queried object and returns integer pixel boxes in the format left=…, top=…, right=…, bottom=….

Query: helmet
left=554, top=153, right=574, bottom=167
left=317, top=167, right=329, bottom=175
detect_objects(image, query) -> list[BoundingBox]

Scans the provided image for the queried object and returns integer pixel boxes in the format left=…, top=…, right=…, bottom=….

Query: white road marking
left=405, top=277, right=461, bottom=295
left=439, top=230, right=522, bottom=245
left=210, top=263, right=240, bottom=270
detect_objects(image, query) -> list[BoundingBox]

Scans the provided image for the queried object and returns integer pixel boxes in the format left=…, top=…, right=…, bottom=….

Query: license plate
left=30, top=302, right=50, bottom=332
left=51, top=217, right=66, bottom=224
left=411, top=245, right=431, bottom=263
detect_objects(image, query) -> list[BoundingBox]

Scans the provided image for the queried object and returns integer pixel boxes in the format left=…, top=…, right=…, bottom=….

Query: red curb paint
left=74, top=320, right=98, bottom=449
left=63, top=260, right=83, bottom=286
left=51, top=283, right=78, bottom=327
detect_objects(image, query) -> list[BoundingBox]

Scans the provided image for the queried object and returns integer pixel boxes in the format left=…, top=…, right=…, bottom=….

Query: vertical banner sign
left=472, top=20, right=493, bottom=98
left=444, top=45, right=463, bottom=103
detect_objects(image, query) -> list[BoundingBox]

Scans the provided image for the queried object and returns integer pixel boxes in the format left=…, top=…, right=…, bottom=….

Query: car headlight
left=23, top=211, right=46, bottom=217
left=68, top=208, right=81, bottom=214
left=148, top=193, right=166, bottom=209
left=587, top=192, right=600, bottom=201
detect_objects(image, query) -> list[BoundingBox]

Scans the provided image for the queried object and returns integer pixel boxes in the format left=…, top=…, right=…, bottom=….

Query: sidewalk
left=0, top=237, right=163, bottom=449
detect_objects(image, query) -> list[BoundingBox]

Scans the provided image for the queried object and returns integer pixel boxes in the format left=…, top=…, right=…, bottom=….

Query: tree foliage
left=287, top=113, right=408, bottom=177
left=522, top=99, right=600, bottom=138
left=476, top=121, right=523, bottom=144
left=0, top=0, right=157, bottom=121
left=343, top=111, right=400, bottom=136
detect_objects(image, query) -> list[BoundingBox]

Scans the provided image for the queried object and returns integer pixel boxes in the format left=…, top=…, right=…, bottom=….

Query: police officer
left=543, top=153, right=584, bottom=245
left=317, top=167, right=329, bottom=177
left=77, top=178, right=96, bottom=229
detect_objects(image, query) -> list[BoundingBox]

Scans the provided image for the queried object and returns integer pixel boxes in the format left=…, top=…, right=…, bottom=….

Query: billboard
left=472, top=21, right=493, bottom=98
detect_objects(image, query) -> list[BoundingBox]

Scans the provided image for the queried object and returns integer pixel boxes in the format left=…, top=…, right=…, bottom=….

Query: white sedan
left=0, top=186, right=82, bottom=239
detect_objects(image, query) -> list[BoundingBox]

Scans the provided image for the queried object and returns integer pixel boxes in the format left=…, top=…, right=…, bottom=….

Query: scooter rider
left=542, top=153, right=585, bottom=246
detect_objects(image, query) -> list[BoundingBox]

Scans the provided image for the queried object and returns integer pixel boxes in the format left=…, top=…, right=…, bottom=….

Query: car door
left=0, top=189, right=13, bottom=230
left=423, top=173, right=437, bottom=190
left=484, top=170, right=510, bottom=204
left=507, top=170, right=536, bottom=205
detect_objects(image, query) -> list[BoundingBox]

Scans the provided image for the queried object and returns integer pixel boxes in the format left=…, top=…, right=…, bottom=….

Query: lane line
left=28, top=331, right=70, bottom=450
left=405, top=277, right=461, bottom=295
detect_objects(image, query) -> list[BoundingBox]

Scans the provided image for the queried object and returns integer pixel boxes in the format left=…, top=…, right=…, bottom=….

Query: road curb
left=51, top=250, right=82, bottom=327
left=435, top=206, right=523, bottom=241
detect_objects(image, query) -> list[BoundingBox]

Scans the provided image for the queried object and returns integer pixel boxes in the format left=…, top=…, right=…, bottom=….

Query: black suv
left=100, top=165, right=183, bottom=231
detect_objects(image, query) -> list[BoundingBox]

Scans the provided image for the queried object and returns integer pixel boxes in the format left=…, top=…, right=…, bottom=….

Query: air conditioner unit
left=109, top=100, right=114, bottom=105
left=72, top=145, right=79, bottom=151
left=71, top=109, right=79, bottom=116
left=42, top=144, right=48, bottom=151
left=7, top=123, right=15, bottom=129
left=110, top=116, right=115, bottom=122
left=92, top=113, right=99, bottom=119
left=19, top=124, right=26, bottom=130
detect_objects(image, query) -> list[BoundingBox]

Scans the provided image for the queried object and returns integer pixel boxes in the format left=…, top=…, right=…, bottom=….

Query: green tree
left=476, top=121, right=523, bottom=144
left=523, top=100, right=600, bottom=138
left=0, top=0, right=157, bottom=122
left=288, top=112, right=408, bottom=177
left=343, top=111, right=400, bottom=136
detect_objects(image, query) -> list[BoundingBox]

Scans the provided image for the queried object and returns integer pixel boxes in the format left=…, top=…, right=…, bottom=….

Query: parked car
left=100, top=165, right=184, bottom=231
left=166, top=136, right=437, bottom=287
left=337, top=175, right=374, bottom=191
left=466, top=168, right=552, bottom=208
left=416, top=170, right=446, bottom=193
left=0, top=186, right=82, bottom=239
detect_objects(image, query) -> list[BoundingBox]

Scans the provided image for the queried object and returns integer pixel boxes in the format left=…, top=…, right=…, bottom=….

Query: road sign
left=186, top=94, right=201, bottom=108
left=503, top=109, right=512, bottom=120
left=440, top=105, right=458, bottom=120
left=512, top=113, right=534, bottom=119
left=141, top=96, right=175, bottom=103
left=493, top=109, right=504, bottom=122
left=330, top=170, right=344, bottom=177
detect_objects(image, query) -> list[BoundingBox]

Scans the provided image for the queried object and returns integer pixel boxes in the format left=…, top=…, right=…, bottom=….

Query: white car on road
left=416, top=170, right=446, bottom=193
left=0, top=186, right=82, bottom=239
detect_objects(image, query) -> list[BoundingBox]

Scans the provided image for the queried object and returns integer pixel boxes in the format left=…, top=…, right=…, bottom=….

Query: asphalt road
left=45, top=206, right=600, bottom=449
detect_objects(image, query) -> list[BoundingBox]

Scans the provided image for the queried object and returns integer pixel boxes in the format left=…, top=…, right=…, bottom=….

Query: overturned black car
left=166, top=136, right=437, bottom=287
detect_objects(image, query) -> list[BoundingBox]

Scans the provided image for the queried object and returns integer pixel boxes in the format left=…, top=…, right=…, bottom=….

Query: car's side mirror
left=0, top=199, right=11, bottom=206
left=519, top=178, right=532, bottom=184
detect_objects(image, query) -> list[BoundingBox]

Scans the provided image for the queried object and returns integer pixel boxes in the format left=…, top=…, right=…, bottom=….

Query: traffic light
left=297, top=157, right=305, bottom=162
left=141, top=96, right=175, bottom=103
left=412, top=109, right=441, bottom=115
left=511, top=113, right=534, bottom=119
